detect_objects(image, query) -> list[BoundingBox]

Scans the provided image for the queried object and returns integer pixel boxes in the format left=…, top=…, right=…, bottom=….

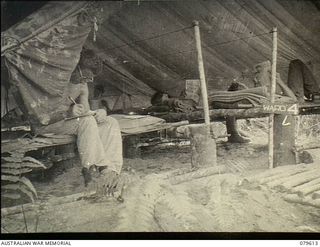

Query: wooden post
left=121, top=93, right=127, bottom=111
left=268, top=27, right=278, bottom=169
left=269, top=27, right=296, bottom=167
left=193, top=20, right=210, bottom=130
left=273, top=115, right=296, bottom=166
left=294, top=116, right=300, bottom=163
left=189, top=125, right=217, bottom=168
left=191, top=21, right=217, bottom=168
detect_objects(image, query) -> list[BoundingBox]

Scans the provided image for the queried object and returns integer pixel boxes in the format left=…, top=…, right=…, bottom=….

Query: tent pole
left=268, top=27, right=278, bottom=169
left=193, top=20, right=210, bottom=132
left=190, top=20, right=217, bottom=168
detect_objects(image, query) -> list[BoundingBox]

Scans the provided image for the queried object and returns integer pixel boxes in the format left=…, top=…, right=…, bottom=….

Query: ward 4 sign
left=262, top=103, right=299, bottom=115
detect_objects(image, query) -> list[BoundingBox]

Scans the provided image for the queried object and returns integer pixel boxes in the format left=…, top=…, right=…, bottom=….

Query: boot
left=226, top=117, right=250, bottom=143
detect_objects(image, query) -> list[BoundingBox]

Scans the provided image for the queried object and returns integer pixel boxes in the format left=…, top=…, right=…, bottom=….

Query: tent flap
left=3, top=2, right=92, bottom=126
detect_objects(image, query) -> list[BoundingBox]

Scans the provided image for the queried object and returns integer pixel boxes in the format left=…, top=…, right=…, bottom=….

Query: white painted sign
left=262, top=103, right=298, bottom=115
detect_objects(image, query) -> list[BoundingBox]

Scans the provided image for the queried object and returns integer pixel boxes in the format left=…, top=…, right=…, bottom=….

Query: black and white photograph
left=1, top=0, right=320, bottom=237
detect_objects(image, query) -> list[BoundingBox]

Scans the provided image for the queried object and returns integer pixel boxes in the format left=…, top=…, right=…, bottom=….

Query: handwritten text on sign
left=262, top=103, right=298, bottom=115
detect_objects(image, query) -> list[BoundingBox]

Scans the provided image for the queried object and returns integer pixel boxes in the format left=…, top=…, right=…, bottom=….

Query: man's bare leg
left=226, top=82, right=251, bottom=143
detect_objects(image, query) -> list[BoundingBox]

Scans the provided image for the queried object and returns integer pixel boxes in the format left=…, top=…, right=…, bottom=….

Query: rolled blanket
left=209, top=86, right=296, bottom=109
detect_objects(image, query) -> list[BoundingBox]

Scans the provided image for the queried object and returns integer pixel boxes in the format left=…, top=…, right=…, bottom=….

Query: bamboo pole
left=291, top=177, right=320, bottom=193
left=193, top=20, right=210, bottom=132
left=266, top=168, right=319, bottom=188
left=297, top=183, right=320, bottom=197
left=294, top=142, right=320, bottom=152
left=283, top=194, right=320, bottom=208
left=259, top=168, right=307, bottom=184
left=268, top=27, right=278, bottom=169
left=245, top=163, right=317, bottom=182
left=169, top=165, right=227, bottom=185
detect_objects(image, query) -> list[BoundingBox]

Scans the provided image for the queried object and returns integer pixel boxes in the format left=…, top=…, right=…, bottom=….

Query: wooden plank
left=158, top=103, right=319, bottom=123
left=299, top=106, right=320, bottom=115
left=159, top=108, right=269, bottom=123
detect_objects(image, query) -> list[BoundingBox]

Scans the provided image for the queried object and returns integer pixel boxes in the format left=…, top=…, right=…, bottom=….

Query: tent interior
left=1, top=0, right=320, bottom=234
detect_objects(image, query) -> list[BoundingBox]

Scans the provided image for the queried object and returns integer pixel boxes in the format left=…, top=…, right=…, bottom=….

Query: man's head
left=253, top=61, right=271, bottom=74
left=71, top=49, right=102, bottom=84
left=253, top=60, right=271, bottom=87
left=79, top=49, right=102, bottom=74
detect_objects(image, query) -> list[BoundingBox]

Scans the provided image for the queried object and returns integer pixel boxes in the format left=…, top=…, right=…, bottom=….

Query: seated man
left=287, top=59, right=320, bottom=102
left=253, top=60, right=297, bottom=100
left=35, top=49, right=123, bottom=192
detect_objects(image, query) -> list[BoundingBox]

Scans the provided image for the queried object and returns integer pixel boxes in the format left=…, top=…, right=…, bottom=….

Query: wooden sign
left=262, top=103, right=298, bottom=115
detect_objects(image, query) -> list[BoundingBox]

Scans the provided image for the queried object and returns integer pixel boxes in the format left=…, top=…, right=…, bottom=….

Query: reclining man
left=35, top=49, right=123, bottom=193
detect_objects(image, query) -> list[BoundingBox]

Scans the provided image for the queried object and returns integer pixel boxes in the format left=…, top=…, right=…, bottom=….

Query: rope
left=101, top=30, right=273, bottom=67
left=104, top=25, right=193, bottom=52
left=203, top=31, right=272, bottom=49
left=155, top=30, right=271, bottom=60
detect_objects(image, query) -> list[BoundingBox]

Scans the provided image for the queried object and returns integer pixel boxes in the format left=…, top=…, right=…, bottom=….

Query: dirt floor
left=1, top=118, right=320, bottom=233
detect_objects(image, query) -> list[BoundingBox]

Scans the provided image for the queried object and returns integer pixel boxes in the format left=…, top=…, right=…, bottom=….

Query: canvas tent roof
left=86, top=0, right=320, bottom=97
left=2, top=0, right=320, bottom=121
